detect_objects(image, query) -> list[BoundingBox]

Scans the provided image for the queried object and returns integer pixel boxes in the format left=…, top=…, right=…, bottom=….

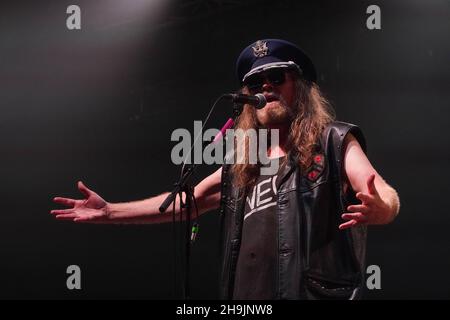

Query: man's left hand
left=339, top=174, right=391, bottom=230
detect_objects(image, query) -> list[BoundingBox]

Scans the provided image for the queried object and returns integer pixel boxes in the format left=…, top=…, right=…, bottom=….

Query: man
left=51, top=39, right=400, bottom=299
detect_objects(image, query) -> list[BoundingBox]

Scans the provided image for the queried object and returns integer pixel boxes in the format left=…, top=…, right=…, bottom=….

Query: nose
left=261, top=78, right=273, bottom=92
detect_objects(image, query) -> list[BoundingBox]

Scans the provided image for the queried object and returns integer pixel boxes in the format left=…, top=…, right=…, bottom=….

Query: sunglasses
left=244, top=69, right=288, bottom=93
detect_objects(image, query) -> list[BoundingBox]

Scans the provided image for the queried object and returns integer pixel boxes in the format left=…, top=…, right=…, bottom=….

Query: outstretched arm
left=51, top=167, right=222, bottom=224
left=339, top=133, right=400, bottom=230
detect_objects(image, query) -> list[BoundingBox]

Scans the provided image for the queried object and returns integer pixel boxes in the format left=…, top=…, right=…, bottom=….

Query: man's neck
left=266, top=124, right=289, bottom=159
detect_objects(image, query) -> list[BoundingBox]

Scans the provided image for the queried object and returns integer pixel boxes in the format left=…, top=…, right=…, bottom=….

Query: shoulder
left=322, top=121, right=367, bottom=154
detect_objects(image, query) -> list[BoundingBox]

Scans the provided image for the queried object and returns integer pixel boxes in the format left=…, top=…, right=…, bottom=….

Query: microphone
left=223, top=93, right=266, bottom=109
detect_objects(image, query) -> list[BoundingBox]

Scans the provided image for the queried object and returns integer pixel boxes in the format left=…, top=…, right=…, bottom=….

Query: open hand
left=51, top=181, right=109, bottom=222
left=339, top=174, right=390, bottom=230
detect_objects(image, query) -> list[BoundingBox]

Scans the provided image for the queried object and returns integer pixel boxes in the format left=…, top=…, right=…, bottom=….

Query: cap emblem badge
left=252, top=40, right=269, bottom=58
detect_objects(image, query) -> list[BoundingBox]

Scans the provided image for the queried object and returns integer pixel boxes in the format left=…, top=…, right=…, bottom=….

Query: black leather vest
left=218, top=121, right=367, bottom=300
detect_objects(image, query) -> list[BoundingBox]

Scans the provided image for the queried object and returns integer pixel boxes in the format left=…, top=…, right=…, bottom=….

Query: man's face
left=244, top=69, right=298, bottom=127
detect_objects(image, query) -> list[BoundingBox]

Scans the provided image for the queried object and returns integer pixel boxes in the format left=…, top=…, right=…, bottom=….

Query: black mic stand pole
left=159, top=163, right=195, bottom=300
left=158, top=100, right=244, bottom=300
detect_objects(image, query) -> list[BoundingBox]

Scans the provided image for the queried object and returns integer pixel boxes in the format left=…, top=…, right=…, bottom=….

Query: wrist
left=375, top=185, right=399, bottom=224
left=382, top=195, right=399, bottom=224
left=104, top=202, right=114, bottom=220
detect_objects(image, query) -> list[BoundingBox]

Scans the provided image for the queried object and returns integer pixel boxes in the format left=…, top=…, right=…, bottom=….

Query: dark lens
left=267, top=69, right=286, bottom=85
left=245, top=74, right=264, bottom=92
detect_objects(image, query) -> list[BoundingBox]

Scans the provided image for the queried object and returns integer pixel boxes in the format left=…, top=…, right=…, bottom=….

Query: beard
left=256, top=98, right=295, bottom=127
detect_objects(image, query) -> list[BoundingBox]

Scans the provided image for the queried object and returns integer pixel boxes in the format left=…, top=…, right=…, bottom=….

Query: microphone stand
left=158, top=98, right=244, bottom=300
left=159, top=163, right=194, bottom=299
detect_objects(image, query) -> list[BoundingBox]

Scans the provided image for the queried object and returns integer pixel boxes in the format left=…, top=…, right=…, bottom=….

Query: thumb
left=78, top=181, right=93, bottom=198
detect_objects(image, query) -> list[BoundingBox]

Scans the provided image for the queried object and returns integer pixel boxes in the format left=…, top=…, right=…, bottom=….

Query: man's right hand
left=51, top=181, right=109, bottom=222
left=50, top=167, right=222, bottom=224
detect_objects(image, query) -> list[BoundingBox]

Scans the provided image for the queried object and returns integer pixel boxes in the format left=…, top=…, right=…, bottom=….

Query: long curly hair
left=230, top=74, right=335, bottom=190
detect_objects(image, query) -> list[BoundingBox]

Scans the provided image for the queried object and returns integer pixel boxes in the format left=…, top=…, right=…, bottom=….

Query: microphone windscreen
left=255, top=93, right=267, bottom=109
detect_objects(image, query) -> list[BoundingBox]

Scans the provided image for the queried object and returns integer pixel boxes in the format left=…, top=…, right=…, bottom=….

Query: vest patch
left=306, top=153, right=325, bottom=182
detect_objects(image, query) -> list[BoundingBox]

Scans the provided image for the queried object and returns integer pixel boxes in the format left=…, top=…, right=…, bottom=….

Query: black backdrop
left=0, top=0, right=449, bottom=299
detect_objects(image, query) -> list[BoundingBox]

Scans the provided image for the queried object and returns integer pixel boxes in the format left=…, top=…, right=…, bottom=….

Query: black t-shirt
left=233, top=157, right=286, bottom=300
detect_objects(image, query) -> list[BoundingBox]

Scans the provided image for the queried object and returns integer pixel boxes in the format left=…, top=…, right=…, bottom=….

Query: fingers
left=78, top=181, right=92, bottom=198
left=341, top=212, right=367, bottom=223
left=367, top=174, right=377, bottom=195
left=340, top=211, right=368, bottom=230
left=52, top=211, right=101, bottom=222
left=55, top=213, right=78, bottom=220
left=50, top=209, right=74, bottom=215
left=347, top=204, right=368, bottom=213
left=339, top=219, right=358, bottom=230
left=356, top=192, right=373, bottom=204
left=53, top=197, right=77, bottom=207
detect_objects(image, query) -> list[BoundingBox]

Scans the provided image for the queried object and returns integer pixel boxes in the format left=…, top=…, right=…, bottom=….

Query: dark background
left=0, top=0, right=449, bottom=299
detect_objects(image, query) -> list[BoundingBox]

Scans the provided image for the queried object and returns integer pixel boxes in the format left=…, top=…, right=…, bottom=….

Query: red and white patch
left=306, top=153, right=325, bottom=182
